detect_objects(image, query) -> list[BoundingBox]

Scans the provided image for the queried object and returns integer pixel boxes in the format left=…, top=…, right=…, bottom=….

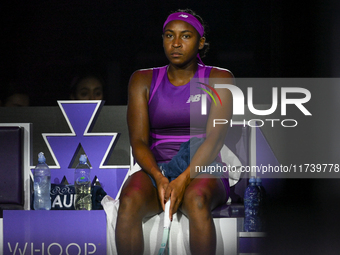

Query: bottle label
left=76, top=176, right=90, bottom=184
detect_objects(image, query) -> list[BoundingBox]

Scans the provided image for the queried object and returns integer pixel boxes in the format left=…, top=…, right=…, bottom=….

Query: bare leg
left=180, top=175, right=228, bottom=255
left=116, top=170, right=162, bottom=255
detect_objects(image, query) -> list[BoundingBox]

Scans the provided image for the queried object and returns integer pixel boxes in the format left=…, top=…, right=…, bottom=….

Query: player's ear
left=198, top=37, right=205, bottom=50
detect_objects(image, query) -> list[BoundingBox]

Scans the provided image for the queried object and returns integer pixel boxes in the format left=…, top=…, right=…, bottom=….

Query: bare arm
left=189, top=67, right=234, bottom=178
left=127, top=69, right=169, bottom=209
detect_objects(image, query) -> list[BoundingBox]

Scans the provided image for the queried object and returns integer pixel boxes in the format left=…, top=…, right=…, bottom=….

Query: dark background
left=1, top=0, right=339, bottom=106
left=1, top=1, right=340, bottom=254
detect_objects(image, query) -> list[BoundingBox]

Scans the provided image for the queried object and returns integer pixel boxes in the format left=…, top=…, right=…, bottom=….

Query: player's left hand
left=164, top=173, right=190, bottom=220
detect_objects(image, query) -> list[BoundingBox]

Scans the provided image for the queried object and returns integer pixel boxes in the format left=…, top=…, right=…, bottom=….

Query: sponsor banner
left=3, top=210, right=106, bottom=255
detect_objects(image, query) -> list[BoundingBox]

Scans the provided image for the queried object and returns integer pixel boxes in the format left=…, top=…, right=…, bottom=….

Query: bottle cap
left=256, top=176, right=262, bottom=183
left=38, top=152, right=46, bottom=163
left=79, top=154, right=87, bottom=164
left=249, top=176, right=256, bottom=183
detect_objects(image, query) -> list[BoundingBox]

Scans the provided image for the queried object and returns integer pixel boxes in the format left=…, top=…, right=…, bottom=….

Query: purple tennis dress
left=148, top=64, right=210, bottom=162
left=148, top=64, right=230, bottom=193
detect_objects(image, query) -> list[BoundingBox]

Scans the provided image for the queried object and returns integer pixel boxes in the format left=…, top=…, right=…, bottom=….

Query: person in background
left=2, top=83, right=30, bottom=107
left=69, top=73, right=105, bottom=100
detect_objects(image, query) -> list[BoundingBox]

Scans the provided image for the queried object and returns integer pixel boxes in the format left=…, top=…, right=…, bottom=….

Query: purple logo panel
left=31, top=101, right=129, bottom=198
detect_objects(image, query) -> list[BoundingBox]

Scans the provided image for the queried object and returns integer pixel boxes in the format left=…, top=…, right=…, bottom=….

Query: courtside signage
left=3, top=210, right=106, bottom=255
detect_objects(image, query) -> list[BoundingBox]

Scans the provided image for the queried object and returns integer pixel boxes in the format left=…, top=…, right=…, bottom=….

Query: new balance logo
left=186, top=94, right=201, bottom=103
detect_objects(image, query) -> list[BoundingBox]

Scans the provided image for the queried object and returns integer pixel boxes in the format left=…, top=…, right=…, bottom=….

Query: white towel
left=220, top=144, right=243, bottom=187
left=101, top=195, right=120, bottom=255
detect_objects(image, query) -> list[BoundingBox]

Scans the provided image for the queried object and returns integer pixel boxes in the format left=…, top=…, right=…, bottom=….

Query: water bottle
left=256, top=177, right=266, bottom=206
left=34, top=152, right=51, bottom=210
left=244, top=176, right=261, bottom=232
left=74, top=154, right=92, bottom=210
left=256, top=177, right=266, bottom=231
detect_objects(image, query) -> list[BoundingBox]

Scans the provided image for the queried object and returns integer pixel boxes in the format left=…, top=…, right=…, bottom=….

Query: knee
left=182, top=188, right=211, bottom=218
left=118, top=187, right=146, bottom=218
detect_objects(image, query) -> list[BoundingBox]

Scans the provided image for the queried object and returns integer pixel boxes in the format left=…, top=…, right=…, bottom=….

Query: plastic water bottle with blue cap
left=34, top=152, right=51, bottom=210
left=74, top=154, right=92, bottom=210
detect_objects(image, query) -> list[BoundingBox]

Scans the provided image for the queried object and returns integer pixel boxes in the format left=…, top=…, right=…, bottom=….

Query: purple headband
left=163, top=12, right=204, bottom=37
left=163, top=12, right=205, bottom=65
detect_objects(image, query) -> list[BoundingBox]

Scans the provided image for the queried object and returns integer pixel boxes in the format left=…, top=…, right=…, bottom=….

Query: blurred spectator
left=2, top=83, right=30, bottom=107
left=69, top=73, right=105, bottom=100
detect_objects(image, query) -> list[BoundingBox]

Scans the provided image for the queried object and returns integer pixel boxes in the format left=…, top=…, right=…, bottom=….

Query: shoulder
left=208, top=67, right=234, bottom=98
left=127, top=68, right=154, bottom=102
left=209, top=66, right=234, bottom=79
left=129, top=68, right=154, bottom=89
